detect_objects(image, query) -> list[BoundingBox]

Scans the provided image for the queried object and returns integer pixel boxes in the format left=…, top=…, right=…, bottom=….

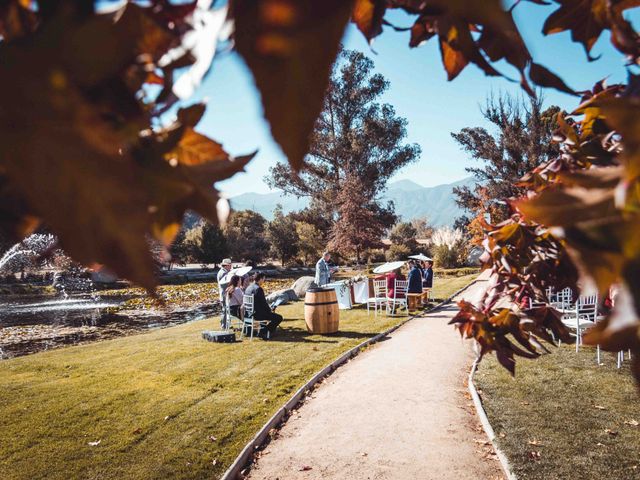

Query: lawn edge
left=468, top=352, right=518, bottom=480
left=221, top=277, right=481, bottom=480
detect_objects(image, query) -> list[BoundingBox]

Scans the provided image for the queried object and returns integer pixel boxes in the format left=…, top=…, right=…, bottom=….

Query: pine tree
left=452, top=93, right=560, bottom=223
left=266, top=49, right=420, bottom=248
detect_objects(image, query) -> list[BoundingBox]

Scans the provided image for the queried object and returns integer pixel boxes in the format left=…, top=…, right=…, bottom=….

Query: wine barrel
left=304, top=287, right=340, bottom=334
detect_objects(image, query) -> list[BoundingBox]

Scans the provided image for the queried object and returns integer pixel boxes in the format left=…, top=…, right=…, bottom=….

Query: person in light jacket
left=315, top=252, right=335, bottom=287
left=217, top=258, right=232, bottom=328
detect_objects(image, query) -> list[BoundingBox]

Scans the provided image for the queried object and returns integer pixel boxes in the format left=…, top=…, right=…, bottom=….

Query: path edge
left=221, top=278, right=480, bottom=480
left=468, top=359, right=518, bottom=480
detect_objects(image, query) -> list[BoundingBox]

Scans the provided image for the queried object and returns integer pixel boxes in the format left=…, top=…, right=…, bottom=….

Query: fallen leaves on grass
left=527, top=439, right=544, bottom=446
left=208, top=435, right=217, bottom=442
left=88, top=440, right=101, bottom=446
left=625, top=419, right=639, bottom=427
left=528, top=451, right=541, bottom=461
left=299, top=465, right=312, bottom=471
left=605, top=429, right=619, bottom=436
left=594, top=405, right=607, bottom=410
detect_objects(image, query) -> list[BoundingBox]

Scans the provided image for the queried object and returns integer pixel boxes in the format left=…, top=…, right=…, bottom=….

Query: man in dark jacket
left=407, top=260, right=423, bottom=294
left=244, top=273, right=283, bottom=339
left=423, top=260, right=434, bottom=289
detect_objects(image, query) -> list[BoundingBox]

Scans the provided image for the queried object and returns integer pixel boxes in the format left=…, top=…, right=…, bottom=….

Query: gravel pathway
left=247, top=280, right=504, bottom=480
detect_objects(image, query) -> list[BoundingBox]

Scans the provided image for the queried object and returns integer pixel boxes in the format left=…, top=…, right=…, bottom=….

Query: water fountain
left=0, top=233, right=57, bottom=274
left=0, top=234, right=221, bottom=359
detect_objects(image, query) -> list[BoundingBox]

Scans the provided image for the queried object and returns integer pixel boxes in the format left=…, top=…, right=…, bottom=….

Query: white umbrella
left=409, top=254, right=432, bottom=262
left=372, top=261, right=405, bottom=274
left=222, top=265, right=253, bottom=283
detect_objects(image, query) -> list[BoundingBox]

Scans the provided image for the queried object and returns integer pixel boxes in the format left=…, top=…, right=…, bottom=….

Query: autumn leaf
left=233, top=0, right=353, bottom=171
left=542, top=0, right=640, bottom=60
left=352, top=0, right=386, bottom=41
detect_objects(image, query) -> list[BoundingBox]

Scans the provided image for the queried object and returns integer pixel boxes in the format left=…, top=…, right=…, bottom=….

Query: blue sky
left=191, top=3, right=638, bottom=196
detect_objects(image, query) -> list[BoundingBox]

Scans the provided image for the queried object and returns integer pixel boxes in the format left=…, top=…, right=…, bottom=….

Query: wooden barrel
left=304, top=288, right=340, bottom=334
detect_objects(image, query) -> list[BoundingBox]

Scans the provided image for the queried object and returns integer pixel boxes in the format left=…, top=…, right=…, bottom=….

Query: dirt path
left=247, top=280, right=503, bottom=480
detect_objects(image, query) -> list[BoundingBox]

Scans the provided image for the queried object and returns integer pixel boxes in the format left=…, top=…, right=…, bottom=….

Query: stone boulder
left=291, top=276, right=316, bottom=298
left=266, top=288, right=298, bottom=305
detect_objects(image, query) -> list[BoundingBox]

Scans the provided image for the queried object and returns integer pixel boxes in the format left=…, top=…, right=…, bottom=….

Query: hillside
left=229, top=177, right=476, bottom=227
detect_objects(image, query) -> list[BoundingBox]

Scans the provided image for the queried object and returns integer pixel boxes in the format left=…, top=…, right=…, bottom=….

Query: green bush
left=434, top=267, right=480, bottom=277
left=385, top=244, right=411, bottom=261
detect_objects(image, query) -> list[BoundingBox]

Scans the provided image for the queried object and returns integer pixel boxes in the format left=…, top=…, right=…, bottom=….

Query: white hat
left=221, top=258, right=232, bottom=266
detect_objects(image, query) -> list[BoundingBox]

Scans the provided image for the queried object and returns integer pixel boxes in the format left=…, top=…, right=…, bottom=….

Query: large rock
left=291, top=276, right=316, bottom=298
left=266, top=288, right=298, bottom=305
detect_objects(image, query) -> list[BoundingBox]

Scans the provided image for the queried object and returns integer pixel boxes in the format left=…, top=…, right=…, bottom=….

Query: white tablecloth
left=326, top=282, right=353, bottom=310
left=352, top=280, right=369, bottom=304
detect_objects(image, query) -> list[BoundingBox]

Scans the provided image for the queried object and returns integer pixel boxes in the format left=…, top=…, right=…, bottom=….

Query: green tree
left=266, top=49, right=420, bottom=224
left=224, top=210, right=269, bottom=263
left=452, top=94, right=560, bottom=223
left=186, top=221, right=228, bottom=266
left=266, top=206, right=299, bottom=266
left=168, top=229, right=191, bottom=268
left=388, top=221, right=418, bottom=253
left=295, top=221, right=324, bottom=266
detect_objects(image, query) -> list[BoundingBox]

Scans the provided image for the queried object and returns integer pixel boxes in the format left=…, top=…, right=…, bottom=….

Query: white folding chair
left=528, top=298, right=547, bottom=309
left=387, top=279, right=408, bottom=316
left=552, top=287, right=573, bottom=312
left=545, top=286, right=555, bottom=303
left=367, top=280, right=387, bottom=316
left=561, top=294, right=598, bottom=353
left=241, top=294, right=270, bottom=340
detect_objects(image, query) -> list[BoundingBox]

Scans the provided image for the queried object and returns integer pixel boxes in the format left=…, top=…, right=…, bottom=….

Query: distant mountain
left=229, top=177, right=476, bottom=227
left=229, top=191, right=308, bottom=219
left=382, top=177, right=475, bottom=227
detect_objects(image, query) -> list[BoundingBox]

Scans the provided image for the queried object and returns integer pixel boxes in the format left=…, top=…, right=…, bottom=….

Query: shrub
left=385, top=244, right=411, bottom=261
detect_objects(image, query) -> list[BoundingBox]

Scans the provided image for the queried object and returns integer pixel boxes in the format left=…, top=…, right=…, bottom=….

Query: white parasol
left=372, top=261, right=405, bottom=274
left=222, top=265, right=253, bottom=283
left=409, top=254, right=432, bottom=262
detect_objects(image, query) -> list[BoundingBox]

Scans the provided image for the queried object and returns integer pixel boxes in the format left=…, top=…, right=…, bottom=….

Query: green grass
left=0, top=274, right=475, bottom=480
left=476, top=346, right=640, bottom=479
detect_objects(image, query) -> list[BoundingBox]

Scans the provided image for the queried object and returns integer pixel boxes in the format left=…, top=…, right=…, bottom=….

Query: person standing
left=315, top=252, right=335, bottom=287
left=423, top=260, right=434, bottom=289
left=407, top=260, right=423, bottom=294
left=217, top=258, right=232, bottom=328
left=245, top=273, right=283, bottom=339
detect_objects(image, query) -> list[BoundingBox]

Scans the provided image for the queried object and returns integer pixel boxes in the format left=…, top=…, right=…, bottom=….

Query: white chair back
left=243, top=294, right=254, bottom=318
left=578, top=294, right=598, bottom=306
left=394, top=279, right=409, bottom=298
left=576, top=294, right=598, bottom=322
left=545, top=286, right=555, bottom=302
left=373, top=279, right=387, bottom=298
left=528, top=298, right=546, bottom=309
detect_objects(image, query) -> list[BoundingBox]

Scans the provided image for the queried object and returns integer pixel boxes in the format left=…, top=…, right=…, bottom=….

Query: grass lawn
left=476, top=345, right=640, bottom=480
left=0, top=274, right=476, bottom=480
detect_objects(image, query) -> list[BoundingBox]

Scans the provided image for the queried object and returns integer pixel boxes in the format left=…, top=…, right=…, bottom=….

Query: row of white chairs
left=532, top=288, right=628, bottom=368
left=367, top=279, right=410, bottom=316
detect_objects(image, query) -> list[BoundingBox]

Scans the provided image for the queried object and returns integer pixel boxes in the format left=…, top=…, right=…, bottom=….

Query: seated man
left=407, top=260, right=423, bottom=294
left=244, top=273, right=283, bottom=339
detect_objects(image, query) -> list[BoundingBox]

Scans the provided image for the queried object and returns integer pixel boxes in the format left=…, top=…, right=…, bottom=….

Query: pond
left=0, top=293, right=221, bottom=359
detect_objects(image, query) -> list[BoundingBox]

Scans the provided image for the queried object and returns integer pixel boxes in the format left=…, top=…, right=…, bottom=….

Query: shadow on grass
left=268, top=325, right=387, bottom=344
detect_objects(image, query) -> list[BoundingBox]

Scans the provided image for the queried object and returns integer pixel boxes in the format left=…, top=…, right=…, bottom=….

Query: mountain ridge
left=229, top=177, right=475, bottom=227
